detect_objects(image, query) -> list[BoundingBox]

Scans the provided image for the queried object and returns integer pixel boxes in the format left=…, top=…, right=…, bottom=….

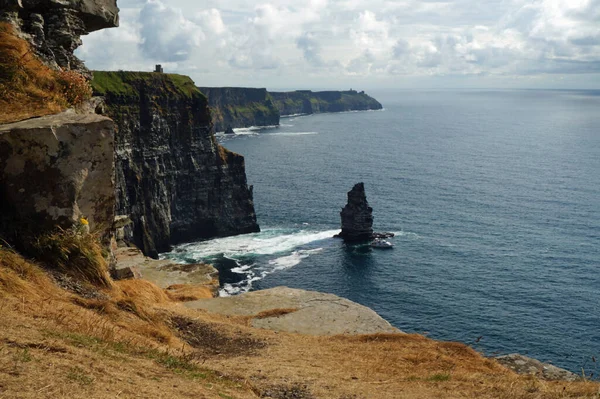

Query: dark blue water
left=164, top=90, right=600, bottom=375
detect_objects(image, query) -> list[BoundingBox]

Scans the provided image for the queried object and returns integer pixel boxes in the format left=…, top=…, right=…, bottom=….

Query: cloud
left=138, top=0, right=206, bottom=62
left=296, top=32, right=326, bottom=67
left=76, top=0, right=600, bottom=88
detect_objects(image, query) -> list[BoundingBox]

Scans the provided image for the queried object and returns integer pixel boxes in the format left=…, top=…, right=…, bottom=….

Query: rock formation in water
left=0, top=0, right=119, bottom=76
left=337, top=183, right=374, bottom=242
left=92, top=71, right=260, bottom=258
left=270, top=90, right=383, bottom=116
left=198, top=87, right=280, bottom=133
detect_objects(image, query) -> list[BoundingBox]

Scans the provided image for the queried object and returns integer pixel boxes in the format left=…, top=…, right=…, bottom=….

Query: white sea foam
left=281, top=113, right=309, bottom=118
left=232, top=125, right=279, bottom=134
left=169, top=228, right=338, bottom=297
left=231, top=264, right=253, bottom=274
left=173, top=228, right=338, bottom=260
left=269, top=248, right=324, bottom=270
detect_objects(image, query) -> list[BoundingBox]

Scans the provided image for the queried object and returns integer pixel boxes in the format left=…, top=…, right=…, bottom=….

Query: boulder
left=0, top=110, right=115, bottom=242
left=111, top=266, right=142, bottom=281
left=113, top=246, right=219, bottom=296
left=337, top=183, right=374, bottom=242
left=495, top=354, right=581, bottom=381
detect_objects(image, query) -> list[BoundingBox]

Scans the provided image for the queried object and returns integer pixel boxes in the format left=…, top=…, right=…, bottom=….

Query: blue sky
left=77, top=0, right=600, bottom=89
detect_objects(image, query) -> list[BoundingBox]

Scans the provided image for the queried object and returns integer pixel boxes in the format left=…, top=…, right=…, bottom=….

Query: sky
left=76, top=0, right=600, bottom=90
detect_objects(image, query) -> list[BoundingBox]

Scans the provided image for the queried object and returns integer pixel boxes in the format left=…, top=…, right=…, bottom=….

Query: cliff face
left=198, top=87, right=279, bottom=133
left=270, top=90, right=383, bottom=116
left=92, top=72, right=260, bottom=258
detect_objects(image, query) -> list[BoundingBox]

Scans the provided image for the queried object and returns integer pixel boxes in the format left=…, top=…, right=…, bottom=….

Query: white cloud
left=76, top=0, right=600, bottom=88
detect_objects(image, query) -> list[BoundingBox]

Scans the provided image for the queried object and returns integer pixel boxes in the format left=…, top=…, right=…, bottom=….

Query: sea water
left=163, top=89, right=600, bottom=375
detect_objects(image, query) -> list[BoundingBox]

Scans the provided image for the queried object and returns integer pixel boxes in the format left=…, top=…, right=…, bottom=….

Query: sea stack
left=338, top=183, right=374, bottom=242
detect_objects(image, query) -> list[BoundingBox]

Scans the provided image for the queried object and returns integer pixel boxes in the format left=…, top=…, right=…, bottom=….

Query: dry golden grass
left=0, top=248, right=599, bottom=399
left=253, top=308, right=299, bottom=319
left=166, top=284, right=216, bottom=302
left=0, top=22, right=91, bottom=124
left=217, top=144, right=243, bottom=164
left=30, top=228, right=113, bottom=288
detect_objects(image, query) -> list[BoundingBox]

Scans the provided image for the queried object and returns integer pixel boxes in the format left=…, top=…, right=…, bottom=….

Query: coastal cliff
left=270, top=89, right=383, bottom=116
left=197, top=87, right=383, bottom=132
left=92, top=71, right=260, bottom=258
left=198, top=87, right=279, bottom=133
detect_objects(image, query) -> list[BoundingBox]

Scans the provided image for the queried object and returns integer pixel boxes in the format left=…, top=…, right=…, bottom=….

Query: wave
left=163, top=228, right=339, bottom=297
left=170, top=228, right=338, bottom=260
left=232, top=125, right=280, bottom=134
left=269, top=248, right=324, bottom=270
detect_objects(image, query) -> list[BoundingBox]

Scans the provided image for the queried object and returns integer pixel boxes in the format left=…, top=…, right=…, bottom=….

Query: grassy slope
left=91, top=71, right=205, bottom=100
left=1, top=248, right=598, bottom=398
left=0, top=23, right=91, bottom=124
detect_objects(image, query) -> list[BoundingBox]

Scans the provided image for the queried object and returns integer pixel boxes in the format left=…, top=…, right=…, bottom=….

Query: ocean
left=163, top=89, right=600, bottom=376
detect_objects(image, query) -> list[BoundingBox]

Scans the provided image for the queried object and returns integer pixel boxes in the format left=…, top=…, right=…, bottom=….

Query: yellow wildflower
left=80, top=217, right=89, bottom=226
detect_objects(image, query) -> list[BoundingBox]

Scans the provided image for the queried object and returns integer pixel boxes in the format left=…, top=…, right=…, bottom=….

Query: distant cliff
left=92, top=71, right=260, bottom=258
left=270, top=90, right=383, bottom=116
left=198, top=88, right=383, bottom=132
left=198, top=87, right=279, bottom=133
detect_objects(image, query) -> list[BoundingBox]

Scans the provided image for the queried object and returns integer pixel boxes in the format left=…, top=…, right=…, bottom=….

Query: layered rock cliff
left=92, top=71, right=260, bottom=258
left=198, top=87, right=279, bottom=133
left=0, top=0, right=119, bottom=76
left=270, top=90, right=382, bottom=116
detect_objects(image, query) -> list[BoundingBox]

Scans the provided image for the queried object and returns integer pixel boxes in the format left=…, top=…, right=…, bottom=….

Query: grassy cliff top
left=91, top=71, right=204, bottom=100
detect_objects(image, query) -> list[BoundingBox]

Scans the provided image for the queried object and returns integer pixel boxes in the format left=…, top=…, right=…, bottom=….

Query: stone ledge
left=185, top=286, right=402, bottom=336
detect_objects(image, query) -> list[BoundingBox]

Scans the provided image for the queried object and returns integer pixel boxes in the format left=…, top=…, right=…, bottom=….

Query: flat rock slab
left=495, top=354, right=581, bottom=381
left=185, top=287, right=402, bottom=336
left=114, top=247, right=218, bottom=292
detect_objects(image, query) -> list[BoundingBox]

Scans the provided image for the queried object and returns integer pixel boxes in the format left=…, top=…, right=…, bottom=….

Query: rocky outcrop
left=0, top=0, right=119, bottom=76
left=270, top=90, right=383, bottom=116
left=0, top=110, right=116, bottom=242
left=114, top=246, right=219, bottom=298
left=337, top=183, right=374, bottom=242
left=198, top=87, right=279, bottom=133
left=186, top=287, right=401, bottom=335
left=92, top=71, right=260, bottom=258
left=495, top=354, right=581, bottom=382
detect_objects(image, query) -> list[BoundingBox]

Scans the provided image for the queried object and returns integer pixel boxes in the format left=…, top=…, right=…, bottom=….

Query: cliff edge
left=271, top=89, right=383, bottom=116
left=92, top=71, right=260, bottom=258
left=199, top=87, right=279, bottom=133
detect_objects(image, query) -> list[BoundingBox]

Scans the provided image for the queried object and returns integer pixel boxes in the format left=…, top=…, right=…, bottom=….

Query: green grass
left=67, top=366, right=94, bottom=385
left=12, top=348, right=32, bottom=363
left=427, top=373, right=451, bottom=382
left=91, top=71, right=204, bottom=100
